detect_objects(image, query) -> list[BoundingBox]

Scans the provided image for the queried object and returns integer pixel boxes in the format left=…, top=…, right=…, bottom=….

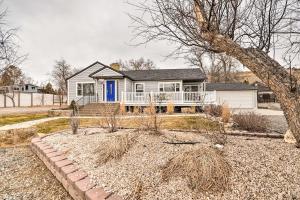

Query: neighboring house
left=67, top=61, right=257, bottom=109
left=0, top=84, right=39, bottom=93
left=206, top=83, right=257, bottom=109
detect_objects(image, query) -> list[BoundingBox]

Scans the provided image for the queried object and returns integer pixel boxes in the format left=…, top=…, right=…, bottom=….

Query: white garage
left=206, top=83, right=257, bottom=109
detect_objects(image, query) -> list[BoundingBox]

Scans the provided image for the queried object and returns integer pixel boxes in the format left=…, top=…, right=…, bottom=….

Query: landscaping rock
left=284, top=129, right=296, bottom=144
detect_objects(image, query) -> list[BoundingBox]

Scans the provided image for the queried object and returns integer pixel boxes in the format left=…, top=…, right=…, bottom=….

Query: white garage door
left=216, top=91, right=257, bottom=109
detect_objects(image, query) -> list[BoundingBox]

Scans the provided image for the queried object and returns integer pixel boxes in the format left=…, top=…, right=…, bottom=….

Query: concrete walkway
left=0, top=117, right=64, bottom=131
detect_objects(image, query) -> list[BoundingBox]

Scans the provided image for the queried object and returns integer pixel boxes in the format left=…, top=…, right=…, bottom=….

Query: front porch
left=76, top=91, right=217, bottom=107
left=121, top=91, right=217, bottom=106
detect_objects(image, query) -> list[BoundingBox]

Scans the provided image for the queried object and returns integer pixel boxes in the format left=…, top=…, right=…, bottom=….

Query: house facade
left=67, top=61, right=257, bottom=109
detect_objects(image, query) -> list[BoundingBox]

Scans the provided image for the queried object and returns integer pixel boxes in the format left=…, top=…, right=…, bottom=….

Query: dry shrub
left=144, top=103, right=156, bottom=115
left=128, top=178, right=143, bottom=200
left=166, top=101, right=174, bottom=114
left=95, top=134, right=136, bottom=164
left=205, top=104, right=223, bottom=117
left=221, top=104, right=231, bottom=123
left=0, top=128, right=37, bottom=146
left=162, top=147, right=231, bottom=193
left=119, top=103, right=126, bottom=115
left=133, top=106, right=141, bottom=115
left=233, top=112, right=269, bottom=132
left=147, top=104, right=161, bottom=135
left=209, top=123, right=227, bottom=145
left=181, top=106, right=196, bottom=114
left=104, top=105, right=120, bottom=133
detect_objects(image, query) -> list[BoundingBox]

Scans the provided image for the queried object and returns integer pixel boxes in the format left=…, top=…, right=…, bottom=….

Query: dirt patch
left=0, top=146, right=71, bottom=200
left=43, top=128, right=300, bottom=200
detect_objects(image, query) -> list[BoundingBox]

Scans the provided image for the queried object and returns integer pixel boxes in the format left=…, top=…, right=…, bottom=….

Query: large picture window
left=159, top=82, right=180, bottom=92
left=77, top=83, right=95, bottom=96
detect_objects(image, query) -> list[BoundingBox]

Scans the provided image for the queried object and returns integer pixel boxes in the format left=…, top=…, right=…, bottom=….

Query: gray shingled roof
left=121, top=68, right=206, bottom=81
left=206, top=83, right=257, bottom=91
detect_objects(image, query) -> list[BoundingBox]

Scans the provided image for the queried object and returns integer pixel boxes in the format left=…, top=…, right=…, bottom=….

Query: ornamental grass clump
left=162, top=147, right=231, bottom=193
left=96, top=134, right=136, bottom=164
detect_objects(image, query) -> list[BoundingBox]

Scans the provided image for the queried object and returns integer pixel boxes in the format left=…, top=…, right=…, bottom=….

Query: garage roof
left=206, top=83, right=257, bottom=91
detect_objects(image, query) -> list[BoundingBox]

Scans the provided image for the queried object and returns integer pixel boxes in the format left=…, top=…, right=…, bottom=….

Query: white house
left=67, top=61, right=257, bottom=111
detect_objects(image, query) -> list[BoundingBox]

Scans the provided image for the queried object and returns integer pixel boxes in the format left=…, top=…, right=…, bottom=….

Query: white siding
left=68, top=63, right=104, bottom=104
left=216, top=90, right=257, bottom=109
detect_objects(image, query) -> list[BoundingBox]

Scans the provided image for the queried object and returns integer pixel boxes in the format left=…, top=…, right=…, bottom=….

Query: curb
left=30, top=137, right=122, bottom=200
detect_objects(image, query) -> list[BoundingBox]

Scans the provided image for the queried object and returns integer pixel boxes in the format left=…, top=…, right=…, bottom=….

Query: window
left=77, top=83, right=94, bottom=96
left=159, top=82, right=180, bottom=92
left=135, top=83, right=144, bottom=96
left=183, top=85, right=199, bottom=92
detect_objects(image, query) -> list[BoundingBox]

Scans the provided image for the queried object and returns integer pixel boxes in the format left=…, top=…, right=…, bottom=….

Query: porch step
left=79, top=103, right=120, bottom=116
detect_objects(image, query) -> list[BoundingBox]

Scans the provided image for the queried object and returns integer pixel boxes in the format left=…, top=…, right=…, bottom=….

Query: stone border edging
left=30, top=137, right=122, bottom=200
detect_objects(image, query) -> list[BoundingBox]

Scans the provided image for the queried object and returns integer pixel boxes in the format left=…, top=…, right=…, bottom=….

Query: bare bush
left=205, top=104, right=223, bottom=117
left=95, top=134, right=136, bottom=165
left=209, top=123, right=227, bottom=145
left=233, top=112, right=269, bottom=132
left=104, top=105, right=120, bottom=133
left=147, top=102, right=161, bottom=135
left=162, top=147, right=231, bottom=193
left=70, top=115, right=80, bottom=134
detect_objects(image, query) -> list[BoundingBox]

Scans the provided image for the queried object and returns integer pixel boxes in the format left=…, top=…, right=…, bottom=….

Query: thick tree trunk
left=206, top=34, right=300, bottom=147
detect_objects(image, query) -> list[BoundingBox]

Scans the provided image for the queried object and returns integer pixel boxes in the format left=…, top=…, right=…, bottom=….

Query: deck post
left=95, top=79, right=98, bottom=102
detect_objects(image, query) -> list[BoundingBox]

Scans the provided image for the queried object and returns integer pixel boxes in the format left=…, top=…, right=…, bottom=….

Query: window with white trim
left=159, top=82, right=180, bottom=92
left=77, top=83, right=95, bottom=96
left=135, top=83, right=144, bottom=96
left=183, top=85, right=199, bottom=92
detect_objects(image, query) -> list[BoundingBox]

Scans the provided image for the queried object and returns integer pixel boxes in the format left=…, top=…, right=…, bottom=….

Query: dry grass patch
left=162, top=147, right=231, bottom=193
left=95, top=134, right=136, bottom=165
left=0, top=127, right=37, bottom=146
left=0, top=113, right=49, bottom=126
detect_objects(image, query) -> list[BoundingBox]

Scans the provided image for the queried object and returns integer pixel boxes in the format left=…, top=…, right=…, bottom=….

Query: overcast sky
left=3, top=0, right=188, bottom=83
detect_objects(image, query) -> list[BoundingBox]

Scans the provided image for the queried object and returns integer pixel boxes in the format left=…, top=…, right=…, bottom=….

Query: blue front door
left=106, top=80, right=115, bottom=102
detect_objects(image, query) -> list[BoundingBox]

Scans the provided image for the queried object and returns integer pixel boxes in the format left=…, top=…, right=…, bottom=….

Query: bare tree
left=51, top=59, right=73, bottom=97
left=186, top=51, right=240, bottom=82
left=0, top=7, right=26, bottom=73
left=117, top=57, right=156, bottom=70
left=130, top=0, right=300, bottom=147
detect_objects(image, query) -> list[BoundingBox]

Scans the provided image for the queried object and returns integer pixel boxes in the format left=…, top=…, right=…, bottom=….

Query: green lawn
left=0, top=113, right=49, bottom=126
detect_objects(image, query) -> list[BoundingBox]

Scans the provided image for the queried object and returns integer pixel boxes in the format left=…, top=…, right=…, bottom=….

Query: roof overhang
left=89, top=66, right=129, bottom=79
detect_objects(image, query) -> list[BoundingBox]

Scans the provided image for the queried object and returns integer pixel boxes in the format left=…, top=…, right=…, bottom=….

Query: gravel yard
left=0, top=146, right=71, bottom=200
left=43, top=128, right=300, bottom=200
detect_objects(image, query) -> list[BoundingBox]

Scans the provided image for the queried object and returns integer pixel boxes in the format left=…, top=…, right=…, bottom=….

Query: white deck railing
left=121, top=91, right=216, bottom=105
